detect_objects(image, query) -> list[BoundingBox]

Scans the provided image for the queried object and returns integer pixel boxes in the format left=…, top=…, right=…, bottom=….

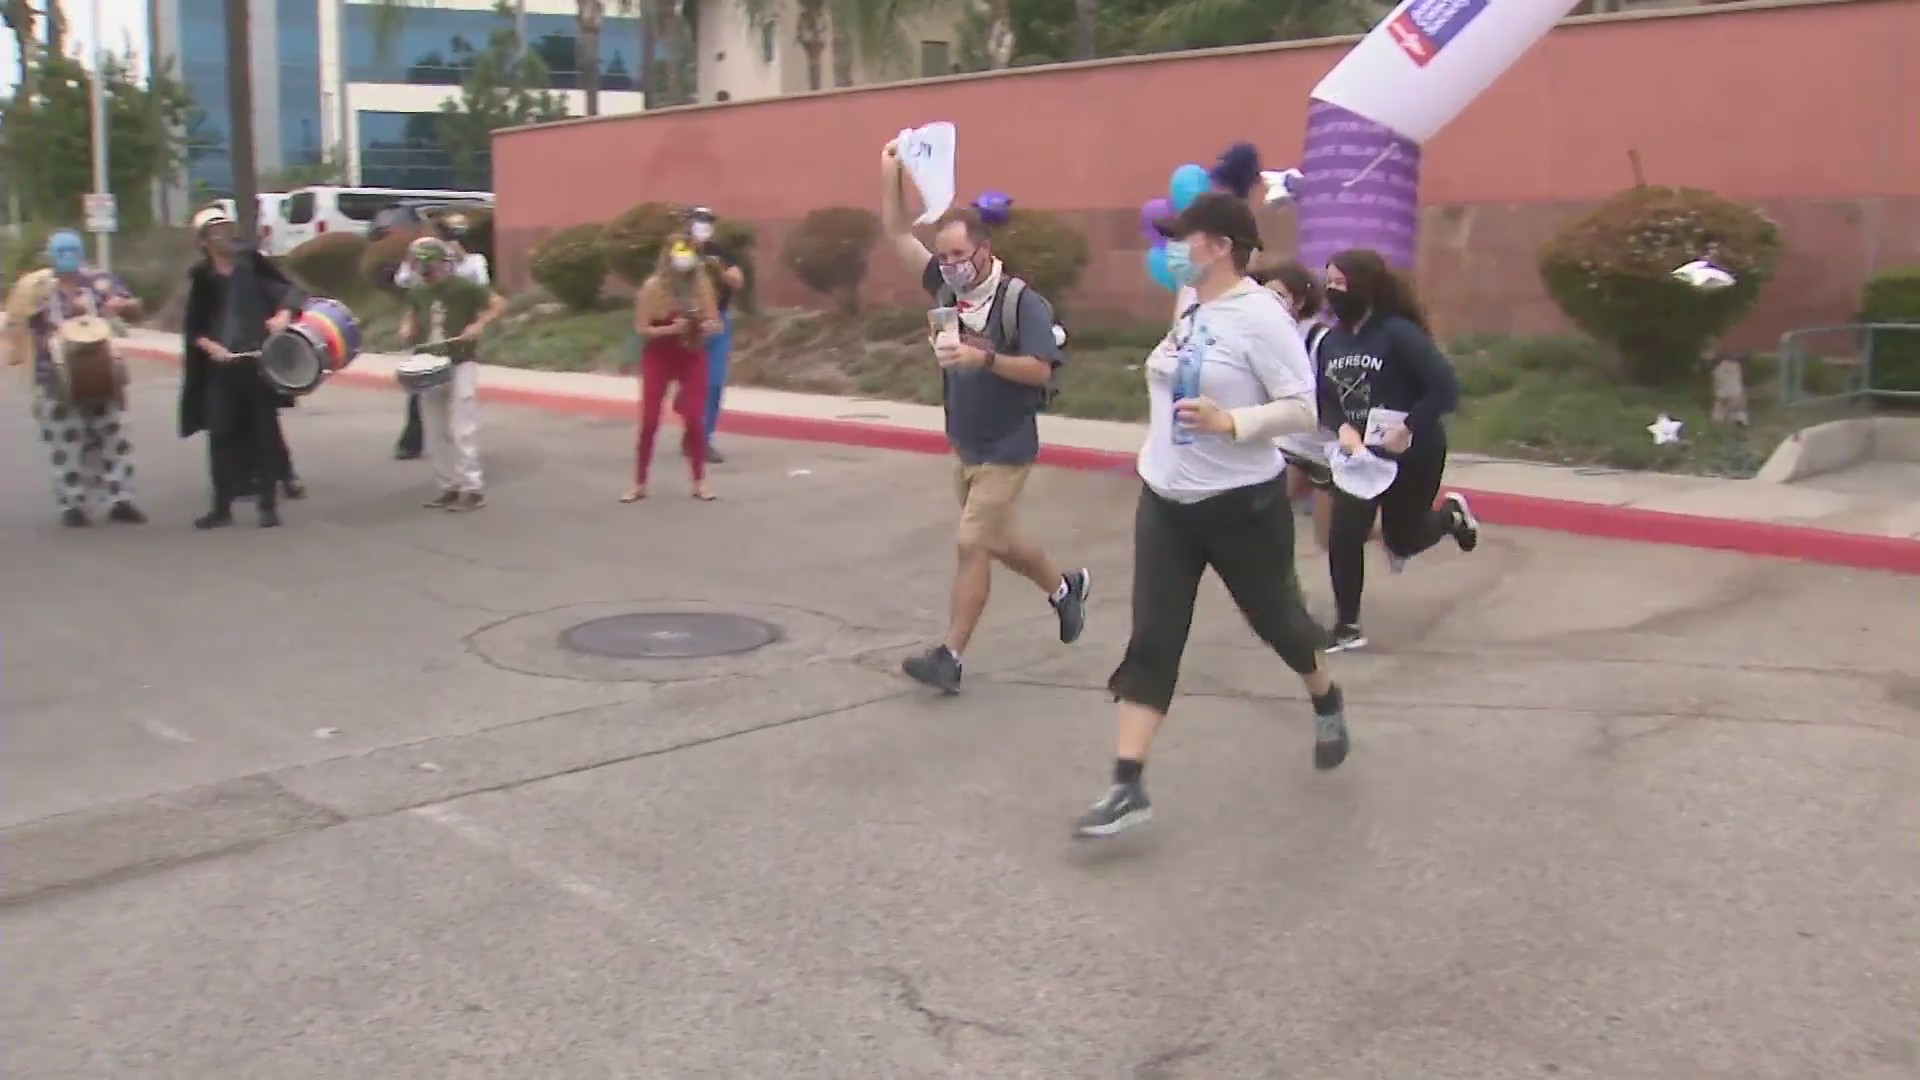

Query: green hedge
left=528, top=224, right=608, bottom=312
left=1859, top=267, right=1920, bottom=395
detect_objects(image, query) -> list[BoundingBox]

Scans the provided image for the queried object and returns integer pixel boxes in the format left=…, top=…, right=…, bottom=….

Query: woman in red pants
left=624, top=236, right=722, bottom=502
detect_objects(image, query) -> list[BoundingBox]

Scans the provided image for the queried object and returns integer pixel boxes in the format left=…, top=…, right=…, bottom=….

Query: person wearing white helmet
left=179, top=204, right=308, bottom=529
left=392, top=212, right=490, bottom=460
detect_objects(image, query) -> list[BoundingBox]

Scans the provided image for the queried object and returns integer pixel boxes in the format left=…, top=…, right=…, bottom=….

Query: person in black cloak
left=178, top=205, right=309, bottom=529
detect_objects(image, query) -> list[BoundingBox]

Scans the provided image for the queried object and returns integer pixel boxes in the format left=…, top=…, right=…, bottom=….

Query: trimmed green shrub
left=780, top=207, right=882, bottom=313
left=991, top=209, right=1090, bottom=307
left=284, top=232, right=370, bottom=300
left=528, top=224, right=609, bottom=311
left=601, top=201, right=684, bottom=285
left=1538, top=185, right=1782, bottom=385
left=360, top=231, right=414, bottom=296
left=1859, top=267, right=1920, bottom=394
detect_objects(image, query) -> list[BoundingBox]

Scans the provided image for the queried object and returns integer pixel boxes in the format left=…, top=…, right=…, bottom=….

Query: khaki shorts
left=953, top=461, right=1030, bottom=551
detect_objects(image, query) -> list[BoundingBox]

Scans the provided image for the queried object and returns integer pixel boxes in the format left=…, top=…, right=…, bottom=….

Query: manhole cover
left=559, top=613, right=781, bottom=660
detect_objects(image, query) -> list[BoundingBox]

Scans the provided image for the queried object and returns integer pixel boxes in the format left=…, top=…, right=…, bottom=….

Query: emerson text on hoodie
left=1314, top=315, right=1460, bottom=461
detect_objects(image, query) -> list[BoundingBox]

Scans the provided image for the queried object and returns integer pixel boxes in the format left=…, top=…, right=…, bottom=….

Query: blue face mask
left=1163, top=241, right=1198, bottom=288
left=47, top=234, right=84, bottom=275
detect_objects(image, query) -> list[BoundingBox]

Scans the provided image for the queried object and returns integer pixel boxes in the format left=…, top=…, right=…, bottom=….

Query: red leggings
left=636, top=335, right=708, bottom=485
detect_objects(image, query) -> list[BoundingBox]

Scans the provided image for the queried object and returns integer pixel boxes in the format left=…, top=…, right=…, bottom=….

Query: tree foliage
left=0, top=49, right=191, bottom=230
left=436, top=5, right=570, bottom=189
left=960, top=0, right=1375, bottom=70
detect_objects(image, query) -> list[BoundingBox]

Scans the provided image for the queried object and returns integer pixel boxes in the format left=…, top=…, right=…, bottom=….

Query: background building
left=151, top=0, right=648, bottom=201
left=694, top=0, right=965, bottom=102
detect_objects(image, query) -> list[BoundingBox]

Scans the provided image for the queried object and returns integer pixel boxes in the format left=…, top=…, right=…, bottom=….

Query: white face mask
left=671, top=253, right=697, bottom=272
left=689, top=222, right=715, bottom=243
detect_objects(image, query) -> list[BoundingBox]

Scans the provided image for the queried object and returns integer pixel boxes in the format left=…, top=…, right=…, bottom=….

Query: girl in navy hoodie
left=1315, top=249, right=1481, bottom=652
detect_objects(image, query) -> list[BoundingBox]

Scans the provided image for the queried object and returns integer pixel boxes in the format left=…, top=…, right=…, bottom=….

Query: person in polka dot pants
left=4, top=230, right=147, bottom=527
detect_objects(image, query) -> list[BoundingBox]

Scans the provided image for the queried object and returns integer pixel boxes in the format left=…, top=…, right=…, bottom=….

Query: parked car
left=277, top=186, right=492, bottom=252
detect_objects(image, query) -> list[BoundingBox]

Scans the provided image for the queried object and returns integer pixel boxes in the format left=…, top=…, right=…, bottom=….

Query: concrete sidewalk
left=117, top=328, right=1920, bottom=572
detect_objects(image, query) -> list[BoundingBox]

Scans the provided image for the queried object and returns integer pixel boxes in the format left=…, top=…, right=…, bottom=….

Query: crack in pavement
left=1133, top=1041, right=1215, bottom=1080
left=0, top=685, right=915, bottom=908
left=875, top=966, right=1022, bottom=1053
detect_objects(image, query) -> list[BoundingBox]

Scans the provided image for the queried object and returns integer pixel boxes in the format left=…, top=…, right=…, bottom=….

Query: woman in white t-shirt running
left=1073, top=194, right=1352, bottom=841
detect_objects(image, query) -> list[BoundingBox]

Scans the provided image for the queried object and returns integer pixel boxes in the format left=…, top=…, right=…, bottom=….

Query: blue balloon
left=1168, top=164, right=1212, bottom=211
left=1145, top=245, right=1177, bottom=291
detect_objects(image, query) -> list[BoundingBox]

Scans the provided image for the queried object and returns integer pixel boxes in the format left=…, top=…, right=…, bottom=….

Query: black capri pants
left=1327, top=446, right=1453, bottom=626
left=1108, top=476, right=1324, bottom=714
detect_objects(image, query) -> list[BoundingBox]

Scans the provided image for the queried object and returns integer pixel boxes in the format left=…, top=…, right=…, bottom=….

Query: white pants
left=421, top=362, right=483, bottom=493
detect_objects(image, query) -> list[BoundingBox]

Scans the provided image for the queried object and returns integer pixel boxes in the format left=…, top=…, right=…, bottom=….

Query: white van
left=278, top=186, right=494, bottom=253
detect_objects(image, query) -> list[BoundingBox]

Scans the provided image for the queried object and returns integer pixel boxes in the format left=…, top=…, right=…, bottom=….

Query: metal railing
left=1776, top=322, right=1920, bottom=407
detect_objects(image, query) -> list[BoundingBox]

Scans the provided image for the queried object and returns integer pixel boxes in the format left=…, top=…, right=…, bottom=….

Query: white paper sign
left=1331, top=446, right=1399, bottom=500
left=1363, top=407, right=1410, bottom=449
left=897, top=122, right=956, bottom=226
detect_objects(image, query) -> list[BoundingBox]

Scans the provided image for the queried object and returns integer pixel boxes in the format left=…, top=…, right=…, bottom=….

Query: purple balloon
left=1139, top=197, right=1172, bottom=243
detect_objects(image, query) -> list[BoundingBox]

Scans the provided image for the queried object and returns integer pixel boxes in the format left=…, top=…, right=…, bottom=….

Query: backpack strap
left=994, top=276, right=1024, bottom=352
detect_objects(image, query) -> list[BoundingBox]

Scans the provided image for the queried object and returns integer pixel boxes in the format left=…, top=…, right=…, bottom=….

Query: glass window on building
left=179, top=0, right=233, bottom=196
left=357, top=110, right=467, bottom=191
left=344, top=4, right=644, bottom=91
left=277, top=0, right=325, bottom=169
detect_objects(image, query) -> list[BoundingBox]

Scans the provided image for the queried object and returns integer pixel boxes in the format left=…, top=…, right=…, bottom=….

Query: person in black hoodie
left=1315, top=249, right=1481, bottom=652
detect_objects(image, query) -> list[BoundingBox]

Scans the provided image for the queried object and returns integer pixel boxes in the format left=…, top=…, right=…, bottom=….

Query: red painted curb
left=125, top=343, right=1920, bottom=575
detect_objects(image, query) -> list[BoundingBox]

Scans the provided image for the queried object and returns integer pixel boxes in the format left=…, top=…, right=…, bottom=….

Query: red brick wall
left=493, top=0, right=1920, bottom=345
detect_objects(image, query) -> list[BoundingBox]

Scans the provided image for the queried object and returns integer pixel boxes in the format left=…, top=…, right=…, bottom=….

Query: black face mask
left=1324, top=287, right=1367, bottom=325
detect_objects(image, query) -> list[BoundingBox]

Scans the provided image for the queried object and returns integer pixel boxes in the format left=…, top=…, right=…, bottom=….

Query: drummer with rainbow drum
left=3, top=228, right=147, bottom=528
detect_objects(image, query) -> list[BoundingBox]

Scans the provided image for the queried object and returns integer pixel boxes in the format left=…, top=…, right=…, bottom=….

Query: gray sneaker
left=1073, top=782, right=1153, bottom=838
left=1051, top=568, right=1091, bottom=644
left=901, top=645, right=962, bottom=694
left=1314, top=699, right=1350, bottom=771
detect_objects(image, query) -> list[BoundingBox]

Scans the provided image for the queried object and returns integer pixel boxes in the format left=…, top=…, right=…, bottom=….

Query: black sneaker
left=1442, top=492, right=1479, bottom=553
left=194, top=509, right=234, bottom=530
left=1314, top=701, right=1350, bottom=771
left=60, top=507, right=89, bottom=528
left=1073, top=782, right=1153, bottom=838
left=107, top=502, right=147, bottom=524
left=704, top=443, right=726, bottom=465
left=395, top=444, right=423, bottom=461
left=282, top=477, right=307, bottom=501
left=258, top=507, right=282, bottom=528
left=1052, top=568, right=1091, bottom=644
left=1327, top=623, right=1368, bottom=653
left=901, top=645, right=962, bottom=694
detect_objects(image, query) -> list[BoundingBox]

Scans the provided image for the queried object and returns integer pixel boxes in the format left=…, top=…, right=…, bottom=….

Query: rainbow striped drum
left=260, top=297, right=362, bottom=397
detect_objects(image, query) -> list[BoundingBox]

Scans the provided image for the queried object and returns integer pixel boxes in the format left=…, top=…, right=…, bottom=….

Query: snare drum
left=395, top=353, right=454, bottom=393
left=52, top=316, right=125, bottom=405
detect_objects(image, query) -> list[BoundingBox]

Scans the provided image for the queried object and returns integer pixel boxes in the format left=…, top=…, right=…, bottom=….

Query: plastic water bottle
left=1170, top=341, right=1201, bottom=446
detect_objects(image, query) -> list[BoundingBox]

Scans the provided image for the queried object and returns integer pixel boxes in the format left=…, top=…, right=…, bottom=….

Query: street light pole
left=88, top=0, right=113, bottom=271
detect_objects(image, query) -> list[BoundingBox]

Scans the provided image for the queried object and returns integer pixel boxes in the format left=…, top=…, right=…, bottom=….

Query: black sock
left=1113, top=758, right=1144, bottom=786
left=1311, top=684, right=1343, bottom=717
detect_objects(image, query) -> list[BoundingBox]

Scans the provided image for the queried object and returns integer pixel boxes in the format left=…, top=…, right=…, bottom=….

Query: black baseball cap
left=1154, top=191, right=1262, bottom=254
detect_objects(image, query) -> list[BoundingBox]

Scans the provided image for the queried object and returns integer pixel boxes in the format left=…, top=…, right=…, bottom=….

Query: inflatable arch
left=1293, top=0, right=1583, bottom=270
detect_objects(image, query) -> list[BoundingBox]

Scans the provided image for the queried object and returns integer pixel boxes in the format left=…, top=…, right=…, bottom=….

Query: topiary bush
left=780, top=207, right=882, bottom=314
left=284, top=232, right=371, bottom=300
left=991, top=209, right=1089, bottom=309
left=360, top=231, right=415, bottom=296
left=601, top=201, right=684, bottom=285
left=528, top=224, right=609, bottom=311
left=1859, top=267, right=1920, bottom=395
left=1538, top=185, right=1782, bottom=385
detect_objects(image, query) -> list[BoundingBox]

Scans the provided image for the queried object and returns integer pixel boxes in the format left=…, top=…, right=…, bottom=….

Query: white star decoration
left=1647, top=414, right=1684, bottom=445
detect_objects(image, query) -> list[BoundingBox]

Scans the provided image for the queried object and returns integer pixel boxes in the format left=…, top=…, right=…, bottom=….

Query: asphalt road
left=3, top=361, right=1916, bottom=1080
